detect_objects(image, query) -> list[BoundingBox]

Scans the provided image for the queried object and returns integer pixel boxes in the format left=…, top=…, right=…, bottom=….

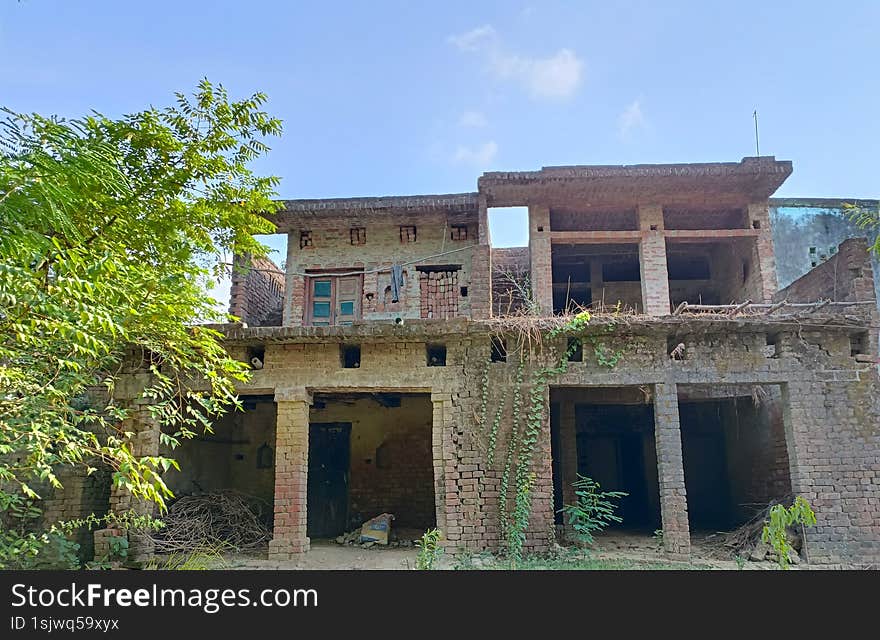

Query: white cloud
left=618, top=99, right=646, bottom=140
left=452, top=141, right=498, bottom=167
left=448, top=25, right=584, bottom=100
left=459, top=110, right=488, bottom=127
left=447, top=25, right=498, bottom=52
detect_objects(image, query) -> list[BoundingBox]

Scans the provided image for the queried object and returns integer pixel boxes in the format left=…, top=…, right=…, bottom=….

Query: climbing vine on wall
left=476, top=310, right=630, bottom=568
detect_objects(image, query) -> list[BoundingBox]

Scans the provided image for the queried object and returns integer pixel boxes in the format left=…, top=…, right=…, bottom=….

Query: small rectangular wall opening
left=567, top=337, right=583, bottom=362
left=490, top=336, right=507, bottom=362
left=667, top=335, right=686, bottom=360
left=341, top=344, right=361, bottom=369
left=764, top=332, right=779, bottom=358
left=308, top=393, right=436, bottom=539
left=426, top=343, right=447, bottom=366
left=677, top=384, right=792, bottom=541
left=247, top=345, right=266, bottom=369
left=850, top=332, right=868, bottom=357
left=550, top=386, right=662, bottom=540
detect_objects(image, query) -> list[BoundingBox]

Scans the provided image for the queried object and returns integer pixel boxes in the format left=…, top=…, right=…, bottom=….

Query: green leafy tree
left=0, top=79, right=282, bottom=566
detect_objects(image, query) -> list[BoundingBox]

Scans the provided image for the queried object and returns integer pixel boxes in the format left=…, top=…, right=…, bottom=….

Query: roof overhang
left=479, top=157, right=792, bottom=209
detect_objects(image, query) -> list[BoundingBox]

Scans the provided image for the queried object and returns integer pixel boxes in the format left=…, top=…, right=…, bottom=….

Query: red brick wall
left=229, top=254, right=285, bottom=326
left=774, top=237, right=876, bottom=304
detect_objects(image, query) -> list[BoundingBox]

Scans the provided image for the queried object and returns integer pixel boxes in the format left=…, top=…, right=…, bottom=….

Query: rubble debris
left=360, top=513, right=394, bottom=545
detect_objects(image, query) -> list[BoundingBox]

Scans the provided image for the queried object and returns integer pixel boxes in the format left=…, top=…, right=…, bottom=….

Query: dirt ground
left=212, top=530, right=794, bottom=570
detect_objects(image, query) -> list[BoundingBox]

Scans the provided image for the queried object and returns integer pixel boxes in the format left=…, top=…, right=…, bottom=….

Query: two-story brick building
left=90, top=156, right=880, bottom=566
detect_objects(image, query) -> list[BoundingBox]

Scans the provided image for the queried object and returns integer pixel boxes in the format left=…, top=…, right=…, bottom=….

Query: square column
left=653, top=382, right=690, bottom=558
left=269, top=389, right=312, bottom=559
left=638, top=205, right=670, bottom=316
left=528, top=204, right=553, bottom=315
left=747, top=203, right=778, bottom=302
left=559, top=396, right=579, bottom=540
left=100, top=399, right=160, bottom=562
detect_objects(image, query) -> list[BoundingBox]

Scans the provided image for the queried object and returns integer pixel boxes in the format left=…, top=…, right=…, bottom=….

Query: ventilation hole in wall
left=537, top=226, right=544, bottom=232
left=764, top=332, right=779, bottom=358
left=341, top=344, right=361, bottom=368
left=400, top=225, right=417, bottom=243
left=426, top=343, right=447, bottom=366
left=850, top=267, right=863, bottom=279
left=375, top=442, right=391, bottom=469
left=649, top=224, right=658, bottom=231
left=752, top=220, right=761, bottom=229
left=667, top=335, right=686, bottom=360
left=247, top=346, right=265, bottom=370
left=450, top=224, right=468, bottom=241
left=850, top=332, right=868, bottom=357
left=460, top=286, right=468, bottom=297
left=490, top=336, right=507, bottom=362
left=567, top=337, right=583, bottom=362
left=350, top=227, right=366, bottom=245
left=300, top=230, right=313, bottom=248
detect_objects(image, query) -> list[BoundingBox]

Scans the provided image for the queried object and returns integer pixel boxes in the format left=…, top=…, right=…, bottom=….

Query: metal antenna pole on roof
left=753, top=109, right=760, bottom=156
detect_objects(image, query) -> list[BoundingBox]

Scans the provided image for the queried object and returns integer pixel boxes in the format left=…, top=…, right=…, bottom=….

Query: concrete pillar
left=748, top=203, right=778, bottom=303
left=528, top=204, right=553, bottom=315
left=269, top=388, right=312, bottom=559
left=653, top=382, right=690, bottom=558
left=638, top=205, right=671, bottom=316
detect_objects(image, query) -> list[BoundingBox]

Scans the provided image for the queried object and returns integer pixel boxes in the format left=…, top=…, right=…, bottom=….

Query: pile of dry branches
left=701, top=496, right=795, bottom=559
left=151, top=491, right=272, bottom=553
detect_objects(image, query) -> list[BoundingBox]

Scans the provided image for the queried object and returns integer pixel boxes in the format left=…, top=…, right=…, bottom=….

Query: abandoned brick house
left=56, top=156, right=880, bottom=566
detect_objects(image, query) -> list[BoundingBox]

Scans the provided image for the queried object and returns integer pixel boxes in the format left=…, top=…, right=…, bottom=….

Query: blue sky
left=3, top=0, right=878, bottom=256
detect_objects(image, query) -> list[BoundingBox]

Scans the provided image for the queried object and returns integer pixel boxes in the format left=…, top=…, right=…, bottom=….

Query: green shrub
left=561, top=475, right=627, bottom=546
left=761, top=496, right=816, bottom=570
left=415, top=528, right=443, bottom=570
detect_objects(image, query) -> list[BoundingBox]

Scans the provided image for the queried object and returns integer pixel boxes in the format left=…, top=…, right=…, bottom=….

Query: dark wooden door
left=307, top=423, right=351, bottom=538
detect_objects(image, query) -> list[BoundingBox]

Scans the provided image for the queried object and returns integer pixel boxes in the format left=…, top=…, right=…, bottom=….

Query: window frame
left=305, top=270, right=364, bottom=326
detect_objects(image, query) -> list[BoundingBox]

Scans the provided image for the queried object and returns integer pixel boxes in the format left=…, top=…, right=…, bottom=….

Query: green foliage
left=482, top=311, right=631, bottom=567
left=844, top=202, right=880, bottom=256
left=562, top=475, right=628, bottom=546
left=652, top=528, right=664, bottom=550
left=761, top=496, right=816, bottom=570
left=0, top=79, right=281, bottom=565
left=734, top=554, right=746, bottom=570
left=415, top=528, right=443, bottom=570
left=143, top=543, right=229, bottom=570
